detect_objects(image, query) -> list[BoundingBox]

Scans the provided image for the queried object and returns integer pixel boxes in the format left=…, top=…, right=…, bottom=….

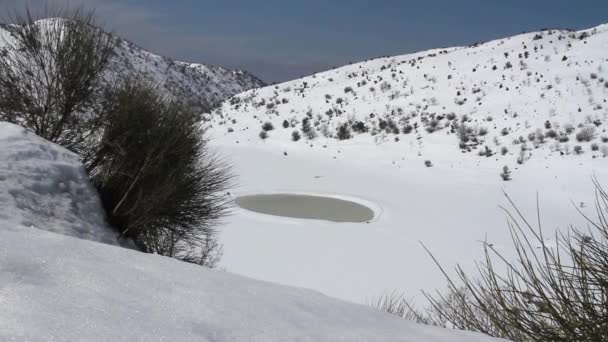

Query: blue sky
left=1, top=0, right=607, bottom=82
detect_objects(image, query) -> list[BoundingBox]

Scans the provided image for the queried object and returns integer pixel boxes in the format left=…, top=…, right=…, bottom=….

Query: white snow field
left=0, top=226, right=507, bottom=341
left=209, top=24, right=608, bottom=303
left=0, top=122, right=506, bottom=341
left=0, top=122, right=118, bottom=245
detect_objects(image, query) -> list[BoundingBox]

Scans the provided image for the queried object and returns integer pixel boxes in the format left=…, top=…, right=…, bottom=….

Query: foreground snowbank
left=0, top=122, right=118, bottom=245
left=0, top=226, right=505, bottom=341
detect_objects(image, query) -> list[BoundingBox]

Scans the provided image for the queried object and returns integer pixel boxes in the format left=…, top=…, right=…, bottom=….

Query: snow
left=207, top=24, right=608, bottom=304
left=0, top=226, right=506, bottom=341
left=0, top=122, right=118, bottom=245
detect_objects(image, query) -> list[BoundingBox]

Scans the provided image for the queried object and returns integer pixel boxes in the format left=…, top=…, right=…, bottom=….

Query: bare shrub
left=407, top=180, right=608, bottom=340
left=576, top=126, right=596, bottom=142
left=0, top=6, right=114, bottom=158
left=91, top=77, right=232, bottom=267
left=500, top=166, right=511, bottom=181
left=262, top=121, right=274, bottom=131
left=291, top=130, right=301, bottom=141
left=336, top=122, right=352, bottom=140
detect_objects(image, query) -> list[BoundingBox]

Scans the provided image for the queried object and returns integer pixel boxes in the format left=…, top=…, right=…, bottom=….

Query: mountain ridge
left=0, top=18, right=266, bottom=110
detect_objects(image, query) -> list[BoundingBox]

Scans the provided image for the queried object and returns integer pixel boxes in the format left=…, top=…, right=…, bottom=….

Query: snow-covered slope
left=0, top=122, right=119, bottom=245
left=0, top=226, right=505, bottom=342
left=204, top=24, right=608, bottom=304
left=211, top=24, right=608, bottom=159
left=0, top=19, right=265, bottom=110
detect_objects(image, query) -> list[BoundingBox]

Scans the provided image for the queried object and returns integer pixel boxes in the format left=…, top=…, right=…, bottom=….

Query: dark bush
left=336, top=123, right=352, bottom=140
left=500, top=165, right=511, bottom=181
left=352, top=121, right=368, bottom=133
left=262, top=121, right=274, bottom=131
left=545, top=129, right=557, bottom=139
left=90, top=77, right=232, bottom=266
left=291, top=130, right=301, bottom=141
left=576, top=127, right=595, bottom=142
left=282, top=120, right=290, bottom=129
left=301, top=118, right=316, bottom=139
left=259, top=130, right=268, bottom=140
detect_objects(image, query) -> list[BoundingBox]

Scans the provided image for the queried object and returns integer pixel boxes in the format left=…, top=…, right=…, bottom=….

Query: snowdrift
left=0, top=226, right=505, bottom=341
left=0, top=122, right=118, bottom=245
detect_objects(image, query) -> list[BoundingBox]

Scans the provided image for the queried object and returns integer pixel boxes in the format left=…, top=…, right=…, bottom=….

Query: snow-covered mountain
left=108, top=38, right=265, bottom=109
left=0, top=19, right=265, bottom=110
left=210, top=24, right=608, bottom=162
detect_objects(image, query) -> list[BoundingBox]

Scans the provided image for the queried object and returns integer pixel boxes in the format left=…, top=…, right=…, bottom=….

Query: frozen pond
left=235, top=194, right=375, bottom=223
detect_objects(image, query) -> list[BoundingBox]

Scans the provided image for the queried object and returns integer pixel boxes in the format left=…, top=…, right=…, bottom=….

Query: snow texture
left=0, top=122, right=118, bottom=245
left=0, top=226, right=506, bottom=342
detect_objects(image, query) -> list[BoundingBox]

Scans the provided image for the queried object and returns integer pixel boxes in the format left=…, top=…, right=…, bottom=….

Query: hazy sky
left=1, top=0, right=606, bottom=82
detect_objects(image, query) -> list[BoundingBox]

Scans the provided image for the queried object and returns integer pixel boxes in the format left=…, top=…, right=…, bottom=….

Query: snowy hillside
left=204, top=24, right=608, bottom=305
left=211, top=24, right=608, bottom=160
left=0, top=225, right=506, bottom=341
left=0, top=122, right=119, bottom=246
left=0, top=19, right=265, bottom=110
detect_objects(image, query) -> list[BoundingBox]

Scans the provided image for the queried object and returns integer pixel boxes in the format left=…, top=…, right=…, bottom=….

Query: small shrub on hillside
left=457, top=123, right=470, bottom=146
left=478, top=146, right=493, bottom=157
left=301, top=118, right=316, bottom=139
left=425, top=160, right=433, bottom=167
left=545, top=129, right=557, bottom=139
left=291, top=130, right=301, bottom=142
left=564, top=124, right=575, bottom=134
left=591, top=143, right=599, bottom=151
left=576, top=127, right=595, bottom=142
left=337, top=123, right=352, bottom=140
left=352, top=121, right=368, bottom=133
left=501, top=146, right=509, bottom=155
left=500, top=166, right=511, bottom=181
left=517, top=145, right=527, bottom=164
left=262, top=121, right=274, bottom=131
left=259, top=130, right=268, bottom=140
left=403, top=125, right=414, bottom=134
left=282, top=120, right=290, bottom=129
left=574, top=145, right=583, bottom=154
